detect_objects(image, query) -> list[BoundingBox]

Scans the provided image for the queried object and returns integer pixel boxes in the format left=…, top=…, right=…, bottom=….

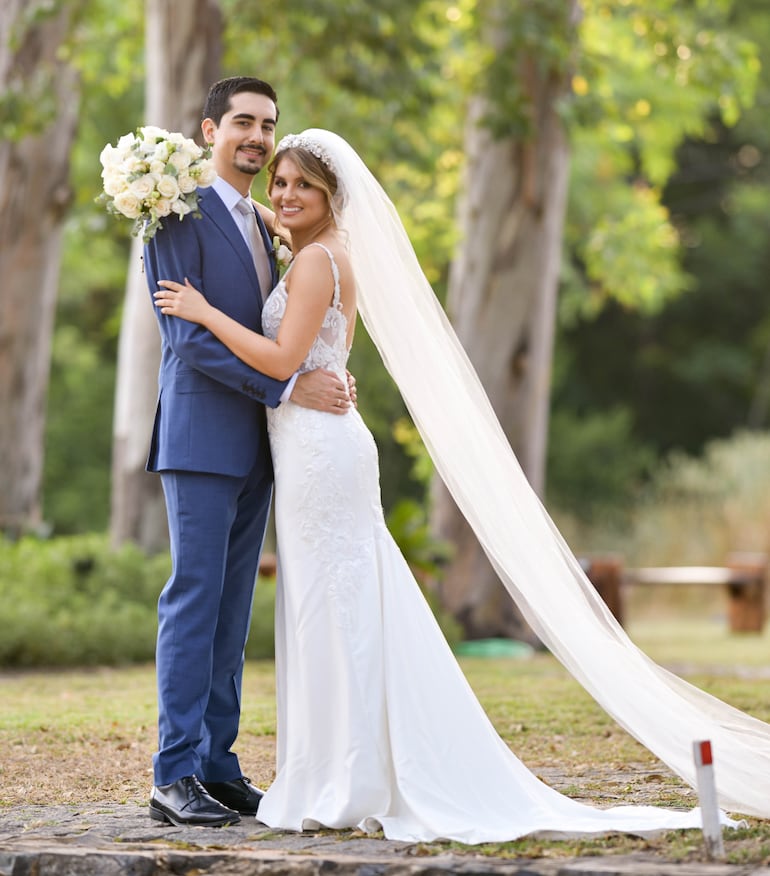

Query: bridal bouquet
left=97, top=126, right=217, bottom=242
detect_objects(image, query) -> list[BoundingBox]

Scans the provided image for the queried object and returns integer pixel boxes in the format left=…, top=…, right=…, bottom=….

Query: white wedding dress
left=256, top=242, right=733, bottom=843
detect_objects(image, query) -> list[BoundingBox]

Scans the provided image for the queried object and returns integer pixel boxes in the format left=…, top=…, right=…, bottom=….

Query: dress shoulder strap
left=305, top=242, right=342, bottom=310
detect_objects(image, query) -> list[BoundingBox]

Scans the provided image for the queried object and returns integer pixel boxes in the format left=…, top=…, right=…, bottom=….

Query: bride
left=154, top=128, right=769, bottom=841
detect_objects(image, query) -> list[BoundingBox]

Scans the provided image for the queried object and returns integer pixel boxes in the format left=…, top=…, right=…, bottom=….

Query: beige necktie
left=236, top=198, right=273, bottom=300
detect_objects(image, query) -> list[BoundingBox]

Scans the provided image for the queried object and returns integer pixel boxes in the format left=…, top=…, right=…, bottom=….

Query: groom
left=143, top=76, right=352, bottom=827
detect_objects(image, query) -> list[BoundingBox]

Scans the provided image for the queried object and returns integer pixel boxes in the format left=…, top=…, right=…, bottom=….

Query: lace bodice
left=261, top=242, right=349, bottom=375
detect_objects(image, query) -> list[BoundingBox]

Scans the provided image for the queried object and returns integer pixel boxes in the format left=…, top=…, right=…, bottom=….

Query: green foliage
left=0, top=531, right=460, bottom=667
left=627, top=429, right=770, bottom=565
left=575, top=1, right=758, bottom=183
left=224, top=0, right=462, bottom=284
left=475, top=0, right=579, bottom=140
left=563, top=0, right=759, bottom=319
left=546, top=406, right=656, bottom=521
left=554, top=1, right=770, bottom=462
left=0, top=0, right=80, bottom=141
left=43, top=324, right=115, bottom=533
left=245, top=577, right=278, bottom=661
left=385, top=418, right=454, bottom=579
left=387, top=498, right=455, bottom=581
left=66, top=0, right=144, bottom=96
left=224, top=0, right=446, bottom=117
left=0, top=533, right=279, bottom=667
left=553, top=430, right=770, bottom=566
left=44, top=217, right=130, bottom=532
left=0, top=534, right=164, bottom=667
left=569, top=183, right=692, bottom=320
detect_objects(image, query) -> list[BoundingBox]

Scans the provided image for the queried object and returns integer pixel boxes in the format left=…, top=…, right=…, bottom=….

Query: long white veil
left=289, top=129, right=770, bottom=820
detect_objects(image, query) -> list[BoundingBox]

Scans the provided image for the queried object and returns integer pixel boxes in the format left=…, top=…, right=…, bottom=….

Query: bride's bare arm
left=154, top=247, right=334, bottom=381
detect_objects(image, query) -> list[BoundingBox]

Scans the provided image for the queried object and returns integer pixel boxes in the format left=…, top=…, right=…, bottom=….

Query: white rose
left=152, top=140, right=171, bottom=162
left=177, top=173, right=197, bottom=194
left=168, top=150, right=191, bottom=171
left=102, top=161, right=126, bottom=180
left=124, top=155, right=146, bottom=174
left=113, top=190, right=142, bottom=219
left=129, top=174, right=157, bottom=200
left=156, top=175, right=180, bottom=201
left=99, top=143, right=122, bottom=168
left=171, top=198, right=193, bottom=216
left=181, top=141, right=203, bottom=162
left=149, top=159, right=166, bottom=175
left=141, top=125, right=167, bottom=146
left=196, top=160, right=217, bottom=187
left=117, top=132, right=137, bottom=152
left=103, top=170, right=128, bottom=197
left=153, top=198, right=173, bottom=217
left=275, top=244, right=292, bottom=265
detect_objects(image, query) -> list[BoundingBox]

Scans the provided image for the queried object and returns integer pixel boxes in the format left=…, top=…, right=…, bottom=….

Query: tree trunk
left=110, top=0, right=222, bottom=551
left=430, top=6, right=577, bottom=643
left=0, top=0, right=80, bottom=535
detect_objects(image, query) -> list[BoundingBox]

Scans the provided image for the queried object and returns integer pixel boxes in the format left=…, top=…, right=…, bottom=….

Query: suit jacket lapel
left=199, top=188, right=263, bottom=300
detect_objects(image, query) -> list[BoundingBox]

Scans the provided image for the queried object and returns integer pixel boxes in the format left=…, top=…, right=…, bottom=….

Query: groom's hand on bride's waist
left=346, top=369, right=357, bottom=408
left=290, top=368, right=352, bottom=414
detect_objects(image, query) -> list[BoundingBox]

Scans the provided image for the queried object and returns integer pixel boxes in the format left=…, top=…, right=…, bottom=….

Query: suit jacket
left=144, top=185, right=287, bottom=477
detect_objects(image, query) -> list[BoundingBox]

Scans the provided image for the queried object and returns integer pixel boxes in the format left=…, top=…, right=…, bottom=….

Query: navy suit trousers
left=154, top=463, right=273, bottom=785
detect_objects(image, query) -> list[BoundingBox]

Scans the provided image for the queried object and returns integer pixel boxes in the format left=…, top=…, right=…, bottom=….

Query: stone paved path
left=1, top=802, right=769, bottom=876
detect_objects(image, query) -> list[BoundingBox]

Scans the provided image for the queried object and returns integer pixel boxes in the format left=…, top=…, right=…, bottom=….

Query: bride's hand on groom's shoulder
left=154, top=279, right=210, bottom=325
left=291, top=368, right=352, bottom=414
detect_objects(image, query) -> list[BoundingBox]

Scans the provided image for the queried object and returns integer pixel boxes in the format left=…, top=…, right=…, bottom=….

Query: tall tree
left=110, top=0, right=222, bottom=551
left=430, top=0, right=758, bottom=642
left=0, top=0, right=83, bottom=535
left=431, top=0, right=580, bottom=643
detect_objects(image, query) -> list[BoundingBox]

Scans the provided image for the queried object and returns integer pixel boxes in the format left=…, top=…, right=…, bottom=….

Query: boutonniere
left=272, top=235, right=293, bottom=276
left=97, top=126, right=216, bottom=243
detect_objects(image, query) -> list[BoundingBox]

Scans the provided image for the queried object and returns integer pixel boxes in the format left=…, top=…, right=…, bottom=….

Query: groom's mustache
left=238, top=144, right=266, bottom=156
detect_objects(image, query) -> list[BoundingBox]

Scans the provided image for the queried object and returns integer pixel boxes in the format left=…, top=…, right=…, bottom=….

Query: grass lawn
left=1, top=613, right=769, bottom=864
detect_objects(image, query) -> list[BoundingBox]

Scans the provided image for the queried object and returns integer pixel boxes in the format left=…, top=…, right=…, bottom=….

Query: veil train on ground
left=304, top=128, right=770, bottom=820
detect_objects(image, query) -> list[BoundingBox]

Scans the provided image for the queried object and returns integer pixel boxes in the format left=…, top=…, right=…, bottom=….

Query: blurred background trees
left=2, top=0, right=769, bottom=648
left=0, top=0, right=85, bottom=534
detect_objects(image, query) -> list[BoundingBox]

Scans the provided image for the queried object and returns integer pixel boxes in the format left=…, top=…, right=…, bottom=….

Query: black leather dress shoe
left=149, top=775, right=241, bottom=826
left=201, top=776, right=264, bottom=815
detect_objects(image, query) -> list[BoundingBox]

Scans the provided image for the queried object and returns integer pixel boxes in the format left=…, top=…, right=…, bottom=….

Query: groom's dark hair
left=203, top=76, right=279, bottom=125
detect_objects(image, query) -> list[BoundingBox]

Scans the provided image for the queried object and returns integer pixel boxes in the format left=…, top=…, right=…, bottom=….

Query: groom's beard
left=234, top=145, right=267, bottom=176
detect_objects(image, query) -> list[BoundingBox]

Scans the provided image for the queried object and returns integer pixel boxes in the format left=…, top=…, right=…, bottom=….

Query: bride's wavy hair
left=266, top=146, right=345, bottom=221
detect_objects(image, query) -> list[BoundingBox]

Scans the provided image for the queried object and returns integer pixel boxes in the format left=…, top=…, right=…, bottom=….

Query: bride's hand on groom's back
left=291, top=368, right=352, bottom=414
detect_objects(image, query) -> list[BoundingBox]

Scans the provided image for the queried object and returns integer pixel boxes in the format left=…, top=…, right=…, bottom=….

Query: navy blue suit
left=144, top=184, right=287, bottom=785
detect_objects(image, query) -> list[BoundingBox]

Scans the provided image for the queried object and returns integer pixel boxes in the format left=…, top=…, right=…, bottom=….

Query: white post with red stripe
left=693, top=739, right=725, bottom=859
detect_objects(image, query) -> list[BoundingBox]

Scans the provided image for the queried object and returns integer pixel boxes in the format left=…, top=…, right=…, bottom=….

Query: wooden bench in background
left=581, top=552, right=768, bottom=634
left=263, top=548, right=767, bottom=633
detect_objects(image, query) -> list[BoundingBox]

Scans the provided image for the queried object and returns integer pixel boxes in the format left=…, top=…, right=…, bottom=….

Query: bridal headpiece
left=276, top=133, right=337, bottom=173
